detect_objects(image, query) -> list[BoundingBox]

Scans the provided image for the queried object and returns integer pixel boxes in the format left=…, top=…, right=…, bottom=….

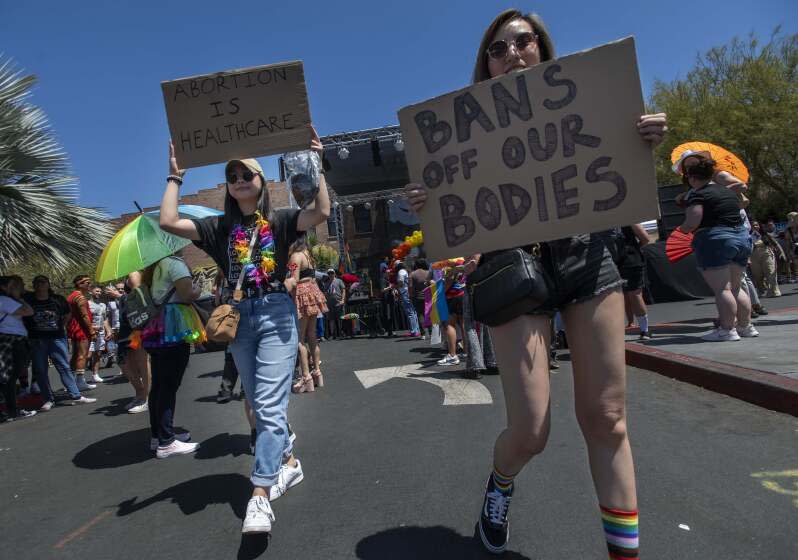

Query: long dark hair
left=472, top=9, right=556, bottom=84
left=222, top=173, right=271, bottom=230
left=289, top=235, right=316, bottom=269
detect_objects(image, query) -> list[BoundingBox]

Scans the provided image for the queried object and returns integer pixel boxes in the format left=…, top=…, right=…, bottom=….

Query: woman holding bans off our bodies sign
left=405, top=10, right=666, bottom=558
left=159, top=124, right=330, bottom=535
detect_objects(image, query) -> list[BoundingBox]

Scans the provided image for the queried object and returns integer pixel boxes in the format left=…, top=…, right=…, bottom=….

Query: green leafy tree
left=311, top=243, right=339, bottom=271
left=0, top=56, right=113, bottom=274
left=649, top=29, right=798, bottom=220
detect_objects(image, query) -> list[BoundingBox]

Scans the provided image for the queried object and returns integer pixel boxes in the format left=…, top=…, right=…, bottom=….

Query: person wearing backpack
left=139, top=253, right=204, bottom=458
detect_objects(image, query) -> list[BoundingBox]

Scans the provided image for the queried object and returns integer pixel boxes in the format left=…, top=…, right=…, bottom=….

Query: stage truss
left=320, top=125, right=403, bottom=150
left=328, top=186, right=407, bottom=259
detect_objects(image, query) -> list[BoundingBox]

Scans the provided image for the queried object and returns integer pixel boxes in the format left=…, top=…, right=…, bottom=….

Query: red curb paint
left=626, top=342, right=798, bottom=417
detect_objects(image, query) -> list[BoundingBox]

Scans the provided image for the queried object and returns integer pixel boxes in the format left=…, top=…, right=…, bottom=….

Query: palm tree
left=0, top=56, right=113, bottom=273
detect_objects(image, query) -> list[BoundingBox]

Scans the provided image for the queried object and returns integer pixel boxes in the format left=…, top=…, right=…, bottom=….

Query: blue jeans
left=398, top=287, right=420, bottom=334
left=230, top=293, right=298, bottom=487
left=692, top=225, right=752, bottom=270
left=29, top=337, right=81, bottom=400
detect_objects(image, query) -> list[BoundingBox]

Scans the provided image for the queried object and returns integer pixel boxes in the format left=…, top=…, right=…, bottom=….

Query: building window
left=327, top=216, right=337, bottom=239
left=353, top=204, right=372, bottom=234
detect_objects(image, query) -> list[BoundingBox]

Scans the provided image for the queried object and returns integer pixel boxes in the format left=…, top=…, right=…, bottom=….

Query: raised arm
left=297, top=125, right=331, bottom=232
left=714, top=170, right=748, bottom=193
left=159, top=141, right=200, bottom=241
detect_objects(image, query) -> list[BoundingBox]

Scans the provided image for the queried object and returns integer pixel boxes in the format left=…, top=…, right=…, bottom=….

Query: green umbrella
left=95, top=214, right=192, bottom=282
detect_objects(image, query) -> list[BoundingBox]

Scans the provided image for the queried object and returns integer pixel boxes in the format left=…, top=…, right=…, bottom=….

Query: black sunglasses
left=227, top=170, right=255, bottom=183
left=486, top=32, right=538, bottom=60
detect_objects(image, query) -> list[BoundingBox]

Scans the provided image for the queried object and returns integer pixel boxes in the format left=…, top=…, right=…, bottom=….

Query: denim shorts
left=532, top=232, right=623, bottom=315
left=692, top=225, right=751, bottom=270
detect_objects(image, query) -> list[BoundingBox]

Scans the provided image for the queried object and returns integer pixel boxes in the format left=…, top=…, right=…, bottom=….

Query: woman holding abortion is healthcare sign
left=159, top=125, right=330, bottom=535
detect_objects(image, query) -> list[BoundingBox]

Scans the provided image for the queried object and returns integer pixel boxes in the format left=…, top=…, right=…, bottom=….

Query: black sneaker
left=463, top=369, right=483, bottom=380
left=216, top=389, right=232, bottom=403
left=478, top=475, right=513, bottom=554
left=483, top=366, right=500, bottom=375
left=639, top=331, right=653, bottom=341
left=249, top=428, right=256, bottom=455
left=549, top=351, right=560, bottom=370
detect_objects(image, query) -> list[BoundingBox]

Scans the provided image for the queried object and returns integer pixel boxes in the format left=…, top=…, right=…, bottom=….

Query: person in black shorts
left=405, top=9, right=666, bottom=557
left=614, top=224, right=652, bottom=340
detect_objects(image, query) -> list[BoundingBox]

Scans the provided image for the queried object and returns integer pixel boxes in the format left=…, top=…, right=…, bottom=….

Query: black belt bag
left=467, top=248, right=550, bottom=327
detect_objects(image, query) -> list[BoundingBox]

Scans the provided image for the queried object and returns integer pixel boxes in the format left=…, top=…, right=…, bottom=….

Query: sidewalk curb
left=626, top=342, right=798, bottom=417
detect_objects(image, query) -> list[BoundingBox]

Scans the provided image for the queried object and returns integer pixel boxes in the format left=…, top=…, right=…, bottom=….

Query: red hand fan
left=666, top=229, right=694, bottom=263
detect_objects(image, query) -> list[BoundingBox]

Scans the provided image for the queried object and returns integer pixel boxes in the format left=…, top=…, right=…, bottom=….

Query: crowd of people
left=3, top=8, right=798, bottom=559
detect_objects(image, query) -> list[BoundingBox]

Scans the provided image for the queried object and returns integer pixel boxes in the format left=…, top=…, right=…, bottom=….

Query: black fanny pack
left=467, top=248, right=550, bottom=327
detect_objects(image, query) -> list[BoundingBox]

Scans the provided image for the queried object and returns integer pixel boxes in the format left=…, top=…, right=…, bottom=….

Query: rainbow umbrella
left=95, top=214, right=192, bottom=282
left=145, top=204, right=223, bottom=219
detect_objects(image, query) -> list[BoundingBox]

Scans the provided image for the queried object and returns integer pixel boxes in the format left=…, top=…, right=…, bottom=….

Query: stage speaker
left=371, top=138, right=382, bottom=167
left=657, top=183, right=687, bottom=239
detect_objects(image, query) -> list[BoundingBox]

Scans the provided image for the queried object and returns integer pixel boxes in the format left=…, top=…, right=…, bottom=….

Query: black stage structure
left=317, top=125, right=420, bottom=275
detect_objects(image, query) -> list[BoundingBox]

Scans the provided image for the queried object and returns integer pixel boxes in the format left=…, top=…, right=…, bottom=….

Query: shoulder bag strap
left=157, top=286, right=178, bottom=307
left=232, top=225, right=261, bottom=303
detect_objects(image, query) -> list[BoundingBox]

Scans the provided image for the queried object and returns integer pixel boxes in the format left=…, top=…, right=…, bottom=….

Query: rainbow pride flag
left=424, top=278, right=449, bottom=325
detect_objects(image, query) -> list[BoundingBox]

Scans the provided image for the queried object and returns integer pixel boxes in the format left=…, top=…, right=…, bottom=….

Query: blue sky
left=3, top=0, right=796, bottom=217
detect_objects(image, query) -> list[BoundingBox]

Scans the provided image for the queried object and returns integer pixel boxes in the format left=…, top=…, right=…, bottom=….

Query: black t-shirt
left=192, top=209, right=302, bottom=290
left=686, top=183, right=743, bottom=229
left=23, top=292, right=69, bottom=339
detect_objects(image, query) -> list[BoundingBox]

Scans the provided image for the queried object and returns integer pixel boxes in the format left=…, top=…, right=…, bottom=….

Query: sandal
left=311, top=368, right=324, bottom=388
left=292, top=374, right=315, bottom=394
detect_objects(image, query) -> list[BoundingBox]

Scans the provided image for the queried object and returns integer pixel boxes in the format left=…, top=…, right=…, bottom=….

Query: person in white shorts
left=88, top=286, right=111, bottom=383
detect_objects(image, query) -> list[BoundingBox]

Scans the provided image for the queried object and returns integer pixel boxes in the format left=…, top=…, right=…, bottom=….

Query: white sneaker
left=90, top=373, right=104, bottom=383
left=76, top=377, right=96, bottom=391
left=738, top=324, right=760, bottom=338
left=269, top=460, right=304, bottom=501
left=437, top=354, right=461, bottom=366
left=71, top=396, right=97, bottom=405
left=702, top=328, right=741, bottom=342
left=151, top=432, right=192, bottom=451
left=155, top=438, right=198, bottom=458
left=242, top=496, right=274, bottom=534
left=128, top=401, right=148, bottom=414
left=40, top=401, right=54, bottom=412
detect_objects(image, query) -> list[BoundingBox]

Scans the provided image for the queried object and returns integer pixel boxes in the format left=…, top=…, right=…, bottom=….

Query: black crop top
left=299, top=268, right=315, bottom=280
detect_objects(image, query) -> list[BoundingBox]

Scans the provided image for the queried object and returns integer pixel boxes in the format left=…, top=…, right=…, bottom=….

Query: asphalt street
left=1, top=333, right=796, bottom=559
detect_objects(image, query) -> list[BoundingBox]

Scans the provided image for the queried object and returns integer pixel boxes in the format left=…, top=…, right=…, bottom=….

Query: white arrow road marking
left=353, top=363, right=493, bottom=406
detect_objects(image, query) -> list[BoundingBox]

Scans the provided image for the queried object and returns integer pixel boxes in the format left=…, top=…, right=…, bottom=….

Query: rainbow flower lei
left=232, top=211, right=276, bottom=287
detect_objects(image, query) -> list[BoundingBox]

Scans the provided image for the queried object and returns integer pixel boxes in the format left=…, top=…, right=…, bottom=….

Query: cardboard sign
left=398, top=38, right=659, bottom=259
left=162, top=61, right=311, bottom=169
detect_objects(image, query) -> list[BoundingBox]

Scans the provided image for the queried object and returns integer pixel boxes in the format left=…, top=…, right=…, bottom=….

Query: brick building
left=114, top=180, right=332, bottom=271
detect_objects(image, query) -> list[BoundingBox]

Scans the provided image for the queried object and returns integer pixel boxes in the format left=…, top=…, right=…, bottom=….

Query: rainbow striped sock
left=491, top=468, right=514, bottom=493
left=600, top=506, right=639, bottom=559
